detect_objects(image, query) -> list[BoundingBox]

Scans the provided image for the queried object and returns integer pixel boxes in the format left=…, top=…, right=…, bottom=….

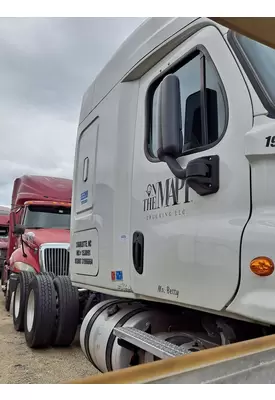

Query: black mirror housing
left=156, top=74, right=183, bottom=160
left=13, top=224, right=25, bottom=236
left=155, top=74, right=186, bottom=179
left=155, top=74, right=220, bottom=196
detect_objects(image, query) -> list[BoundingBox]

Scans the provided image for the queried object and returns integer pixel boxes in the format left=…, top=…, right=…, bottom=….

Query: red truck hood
left=25, top=228, right=70, bottom=246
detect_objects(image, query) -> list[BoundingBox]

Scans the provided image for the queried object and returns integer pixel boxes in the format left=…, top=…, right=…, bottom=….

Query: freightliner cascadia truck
left=13, top=17, right=275, bottom=384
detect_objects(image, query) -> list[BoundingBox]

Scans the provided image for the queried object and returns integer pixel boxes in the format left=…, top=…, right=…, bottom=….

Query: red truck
left=1, top=175, right=72, bottom=312
left=0, top=206, right=10, bottom=278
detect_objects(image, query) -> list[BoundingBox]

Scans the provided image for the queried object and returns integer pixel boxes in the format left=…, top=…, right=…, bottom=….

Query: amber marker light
left=250, top=257, right=274, bottom=277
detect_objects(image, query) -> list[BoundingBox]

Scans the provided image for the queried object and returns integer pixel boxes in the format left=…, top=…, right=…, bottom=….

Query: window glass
left=234, top=34, right=275, bottom=106
left=148, top=51, right=226, bottom=159
left=205, top=58, right=226, bottom=139
left=23, top=205, right=71, bottom=229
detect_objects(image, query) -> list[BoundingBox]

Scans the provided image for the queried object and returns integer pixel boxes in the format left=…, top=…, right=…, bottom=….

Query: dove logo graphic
left=145, top=184, right=153, bottom=197
left=143, top=177, right=189, bottom=212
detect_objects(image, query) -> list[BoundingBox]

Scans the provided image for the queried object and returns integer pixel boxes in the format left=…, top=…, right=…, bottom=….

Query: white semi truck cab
left=69, top=17, right=275, bottom=374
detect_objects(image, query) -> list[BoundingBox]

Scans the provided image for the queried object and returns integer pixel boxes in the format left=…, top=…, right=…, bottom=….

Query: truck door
left=70, top=118, right=99, bottom=277
left=130, top=24, right=253, bottom=311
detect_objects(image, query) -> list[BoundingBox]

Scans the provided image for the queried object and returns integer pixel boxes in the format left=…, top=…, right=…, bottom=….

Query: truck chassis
left=4, top=270, right=273, bottom=377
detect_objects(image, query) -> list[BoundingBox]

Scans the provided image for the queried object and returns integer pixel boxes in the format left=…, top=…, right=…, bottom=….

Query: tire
left=39, top=272, right=55, bottom=279
left=1, top=267, right=5, bottom=287
left=10, top=291, right=15, bottom=317
left=13, top=272, right=35, bottom=331
left=24, top=274, right=56, bottom=348
left=52, top=276, right=79, bottom=347
left=5, top=279, right=12, bottom=312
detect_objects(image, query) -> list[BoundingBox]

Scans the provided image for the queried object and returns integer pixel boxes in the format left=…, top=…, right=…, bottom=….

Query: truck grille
left=40, top=244, right=70, bottom=276
left=0, top=248, right=7, bottom=259
left=0, top=248, right=7, bottom=266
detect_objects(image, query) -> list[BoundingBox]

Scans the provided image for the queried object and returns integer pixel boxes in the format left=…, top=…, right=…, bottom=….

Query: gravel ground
left=0, top=293, right=99, bottom=384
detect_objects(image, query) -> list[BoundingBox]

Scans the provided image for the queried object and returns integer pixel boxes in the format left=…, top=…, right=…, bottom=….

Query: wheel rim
left=14, top=283, right=21, bottom=318
left=26, top=289, right=35, bottom=332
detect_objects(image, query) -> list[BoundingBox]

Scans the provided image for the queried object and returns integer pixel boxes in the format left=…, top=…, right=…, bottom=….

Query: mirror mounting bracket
left=161, top=155, right=187, bottom=180
left=186, top=155, right=219, bottom=196
left=161, top=154, right=219, bottom=196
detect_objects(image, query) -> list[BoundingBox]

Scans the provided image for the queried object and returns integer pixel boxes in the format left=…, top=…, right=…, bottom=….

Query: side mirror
left=156, top=74, right=186, bottom=179
left=13, top=224, right=25, bottom=236
left=156, top=76, right=220, bottom=196
left=156, top=74, right=183, bottom=159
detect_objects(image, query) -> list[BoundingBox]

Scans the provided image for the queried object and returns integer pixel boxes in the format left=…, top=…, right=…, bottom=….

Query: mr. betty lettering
left=157, top=284, right=179, bottom=298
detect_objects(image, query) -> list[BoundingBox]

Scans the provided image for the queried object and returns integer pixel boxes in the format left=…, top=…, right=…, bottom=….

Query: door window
left=147, top=50, right=227, bottom=159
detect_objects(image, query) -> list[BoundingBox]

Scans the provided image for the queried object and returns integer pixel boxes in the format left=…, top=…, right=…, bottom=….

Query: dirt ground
left=0, top=293, right=99, bottom=384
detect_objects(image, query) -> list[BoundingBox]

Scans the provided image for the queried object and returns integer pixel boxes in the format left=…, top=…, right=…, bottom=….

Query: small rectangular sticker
left=81, top=190, right=88, bottom=205
left=111, top=270, right=123, bottom=281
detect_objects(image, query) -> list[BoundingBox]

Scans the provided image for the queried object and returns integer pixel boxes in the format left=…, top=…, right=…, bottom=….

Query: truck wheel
left=24, top=274, right=56, bottom=348
left=13, top=272, right=35, bottom=331
left=39, top=272, right=55, bottom=279
left=5, top=279, right=12, bottom=312
left=1, top=267, right=5, bottom=288
left=10, top=291, right=15, bottom=317
left=52, top=276, right=79, bottom=347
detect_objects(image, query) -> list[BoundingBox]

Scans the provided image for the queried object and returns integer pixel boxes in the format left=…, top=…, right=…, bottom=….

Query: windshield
left=23, top=205, right=71, bottom=229
left=232, top=33, right=275, bottom=108
left=0, top=226, right=8, bottom=238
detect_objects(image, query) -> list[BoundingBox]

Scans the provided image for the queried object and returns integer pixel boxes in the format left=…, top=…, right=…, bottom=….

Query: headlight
left=14, top=262, right=36, bottom=273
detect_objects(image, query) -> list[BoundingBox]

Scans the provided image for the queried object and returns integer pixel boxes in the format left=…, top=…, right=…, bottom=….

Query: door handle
left=132, top=231, right=144, bottom=275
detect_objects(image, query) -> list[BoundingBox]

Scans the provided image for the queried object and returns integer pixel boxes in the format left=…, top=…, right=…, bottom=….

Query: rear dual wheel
left=12, top=272, right=54, bottom=332
left=24, top=274, right=56, bottom=348
left=24, top=274, right=79, bottom=348
left=51, top=276, right=79, bottom=347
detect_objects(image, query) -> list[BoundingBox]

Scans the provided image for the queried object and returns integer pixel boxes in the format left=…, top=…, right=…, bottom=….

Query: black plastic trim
left=228, top=30, right=275, bottom=119
left=186, top=155, right=219, bottom=196
left=144, top=44, right=229, bottom=163
left=200, top=55, right=208, bottom=146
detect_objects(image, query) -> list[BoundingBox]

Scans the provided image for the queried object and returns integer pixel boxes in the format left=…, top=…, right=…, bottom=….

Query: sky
left=0, top=17, right=145, bottom=206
